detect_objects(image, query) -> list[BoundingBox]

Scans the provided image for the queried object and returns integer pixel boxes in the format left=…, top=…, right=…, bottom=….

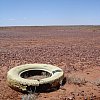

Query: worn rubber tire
left=7, top=64, right=64, bottom=92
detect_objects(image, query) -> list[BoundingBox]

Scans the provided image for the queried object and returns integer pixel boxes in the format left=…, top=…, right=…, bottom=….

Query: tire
left=7, top=64, right=64, bottom=92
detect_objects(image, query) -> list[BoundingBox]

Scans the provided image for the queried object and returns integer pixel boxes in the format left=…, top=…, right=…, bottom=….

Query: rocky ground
left=0, top=26, right=100, bottom=100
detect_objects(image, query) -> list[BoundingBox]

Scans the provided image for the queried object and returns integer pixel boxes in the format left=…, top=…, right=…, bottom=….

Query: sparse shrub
left=22, top=93, right=38, bottom=100
left=94, top=79, right=100, bottom=86
left=66, top=75, right=87, bottom=85
left=22, top=86, right=39, bottom=100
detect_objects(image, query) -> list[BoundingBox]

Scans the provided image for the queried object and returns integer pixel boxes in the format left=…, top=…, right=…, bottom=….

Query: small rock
left=67, top=96, right=75, bottom=100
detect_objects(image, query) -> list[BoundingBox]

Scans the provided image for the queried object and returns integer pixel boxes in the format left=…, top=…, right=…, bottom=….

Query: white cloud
left=8, top=18, right=16, bottom=21
left=23, top=17, right=27, bottom=20
left=8, top=18, right=28, bottom=21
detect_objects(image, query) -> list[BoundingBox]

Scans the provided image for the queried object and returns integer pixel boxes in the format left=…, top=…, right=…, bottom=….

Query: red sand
left=0, top=26, right=100, bottom=100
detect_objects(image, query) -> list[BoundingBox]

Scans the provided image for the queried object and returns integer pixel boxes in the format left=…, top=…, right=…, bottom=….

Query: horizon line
left=0, top=24, right=100, bottom=27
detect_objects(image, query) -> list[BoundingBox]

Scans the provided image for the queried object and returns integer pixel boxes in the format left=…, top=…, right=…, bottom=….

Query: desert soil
left=0, top=26, right=100, bottom=100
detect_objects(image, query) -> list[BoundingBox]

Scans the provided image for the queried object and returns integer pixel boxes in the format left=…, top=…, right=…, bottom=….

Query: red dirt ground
left=0, top=26, right=100, bottom=100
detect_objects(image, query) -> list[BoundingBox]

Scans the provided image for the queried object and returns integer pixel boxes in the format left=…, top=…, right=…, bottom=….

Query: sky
left=0, top=0, right=100, bottom=26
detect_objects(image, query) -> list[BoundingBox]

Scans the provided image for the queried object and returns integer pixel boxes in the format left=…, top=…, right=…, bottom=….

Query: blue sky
left=0, top=0, right=100, bottom=26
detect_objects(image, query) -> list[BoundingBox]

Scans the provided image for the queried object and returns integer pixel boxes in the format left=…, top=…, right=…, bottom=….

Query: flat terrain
left=0, top=26, right=100, bottom=100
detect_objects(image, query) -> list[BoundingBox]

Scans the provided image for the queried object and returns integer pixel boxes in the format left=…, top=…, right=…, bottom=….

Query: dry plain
left=0, top=26, right=100, bottom=100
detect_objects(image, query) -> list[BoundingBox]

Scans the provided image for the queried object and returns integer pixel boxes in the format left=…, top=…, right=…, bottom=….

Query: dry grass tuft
left=66, top=75, right=87, bottom=85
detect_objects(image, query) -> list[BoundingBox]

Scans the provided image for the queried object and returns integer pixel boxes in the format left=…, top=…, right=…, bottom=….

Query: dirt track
left=0, top=26, right=100, bottom=100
